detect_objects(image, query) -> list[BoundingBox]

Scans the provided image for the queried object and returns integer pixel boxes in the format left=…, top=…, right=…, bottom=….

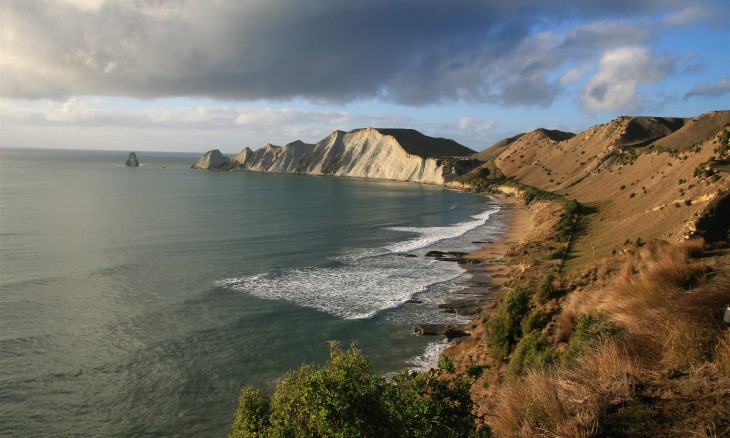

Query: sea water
left=0, top=148, right=504, bottom=437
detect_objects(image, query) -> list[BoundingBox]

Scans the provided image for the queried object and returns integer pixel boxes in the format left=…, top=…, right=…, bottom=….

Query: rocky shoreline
left=411, top=195, right=533, bottom=341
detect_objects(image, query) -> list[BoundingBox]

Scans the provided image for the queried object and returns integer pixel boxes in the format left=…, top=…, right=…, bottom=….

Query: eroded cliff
left=193, top=127, right=477, bottom=185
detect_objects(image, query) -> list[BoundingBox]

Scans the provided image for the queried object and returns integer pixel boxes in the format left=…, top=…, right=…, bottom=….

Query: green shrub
left=561, top=312, right=620, bottom=366
left=537, top=273, right=557, bottom=304
left=506, top=331, right=557, bottom=378
left=574, top=311, right=620, bottom=341
left=521, top=309, right=549, bottom=334
left=230, top=387, right=270, bottom=437
left=466, top=364, right=490, bottom=379
left=487, top=287, right=532, bottom=360
left=553, top=199, right=581, bottom=242
left=229, top=342, right=489, bottom=438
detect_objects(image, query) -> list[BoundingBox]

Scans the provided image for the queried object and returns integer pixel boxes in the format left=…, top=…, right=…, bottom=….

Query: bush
left=521, top=309, right=549, bottom=335
left=229, top=342, right=488, bottom=437
left=506, top=331, right=557, bottom=378
left=488, top=287, right=532, bottom=359
left=537, top=273, right=557, bottom=304
left=553, top=199, right=581, bottom=242
left=574, top=312, right=620, bottom=342
left=562, top=312, right=619, bottom=366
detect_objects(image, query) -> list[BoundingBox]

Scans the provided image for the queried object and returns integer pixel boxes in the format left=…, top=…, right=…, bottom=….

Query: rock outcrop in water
left=125, top=152, right=139, bottom=167
left=192, top=128, right=479, bottom=185
left=191, top=149, right=231, bottom=170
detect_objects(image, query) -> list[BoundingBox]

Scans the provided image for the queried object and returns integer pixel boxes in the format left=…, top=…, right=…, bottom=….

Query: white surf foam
left=386, top=207, right=499, bottom=254
left=407, top=339, right=451, bottom=371
left=217, top=252, right=465, bottom=319
left=217, top=206, right=500, bottom=319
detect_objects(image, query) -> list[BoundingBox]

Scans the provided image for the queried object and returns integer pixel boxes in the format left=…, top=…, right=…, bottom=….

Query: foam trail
left=217, top=253, right=465, bottom=319
left=386, top=207, right=499, bottom=253
left=218, top=206, right=500, bottom=319
left=407, top=339, right=451, bottom=371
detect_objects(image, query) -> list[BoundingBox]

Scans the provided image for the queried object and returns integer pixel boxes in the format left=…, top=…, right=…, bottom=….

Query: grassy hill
left=442, top=110, right=730, bottom=436
left=472, top=110, right=730, bottom=269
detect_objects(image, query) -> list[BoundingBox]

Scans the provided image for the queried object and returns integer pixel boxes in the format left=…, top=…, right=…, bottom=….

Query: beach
left=465, top=193, right=535, bottom=286
left=439, top=192, right=535, bottom=364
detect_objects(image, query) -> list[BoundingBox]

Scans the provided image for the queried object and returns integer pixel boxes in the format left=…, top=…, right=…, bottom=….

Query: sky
left=1, top=0, right=728, bottom=154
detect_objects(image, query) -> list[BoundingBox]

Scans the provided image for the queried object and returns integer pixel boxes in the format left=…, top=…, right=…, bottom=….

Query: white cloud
left=581, top=47, right=675, bottom=113
left=0, top=98, right=417, bottom=150
left=458, top=117, right=495, bottom=132
left=662, top=5, right=712, bottom=26
left=61, top=0, right=105, bottom=12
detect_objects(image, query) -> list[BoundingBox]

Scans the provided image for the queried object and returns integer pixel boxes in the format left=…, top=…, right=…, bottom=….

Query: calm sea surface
left=0, top=148, right=503, bottom=436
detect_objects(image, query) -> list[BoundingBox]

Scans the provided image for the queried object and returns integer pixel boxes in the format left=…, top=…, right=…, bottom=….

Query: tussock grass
left=559, top=238, right=724, bottom=369
left=716, top=329, right=730, bottom=377
left=492, top=341, right=639, bottom=437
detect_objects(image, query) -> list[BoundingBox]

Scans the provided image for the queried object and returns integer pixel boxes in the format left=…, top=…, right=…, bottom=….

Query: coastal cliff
left=191, top=149, right=231, bottom=170
left=192, top=127, right=477, bottom=185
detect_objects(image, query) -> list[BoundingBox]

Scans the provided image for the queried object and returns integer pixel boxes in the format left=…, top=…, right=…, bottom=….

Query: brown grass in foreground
left=487, top=239, right=730, bottom=437
left=492, top=341, right=639, bottom=437
left=560, top=238, right=725, bottom=369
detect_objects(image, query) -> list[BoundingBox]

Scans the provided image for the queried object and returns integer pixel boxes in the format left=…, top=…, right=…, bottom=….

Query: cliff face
left=191, top=149, right=231, bottom=170
left=195, top=127, right=477, bottom=185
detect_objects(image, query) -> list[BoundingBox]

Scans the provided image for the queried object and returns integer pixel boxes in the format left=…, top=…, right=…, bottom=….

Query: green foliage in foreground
left=487, top=287, right=532, bottom=360
left=506, top=330, right=558, bottom=378
left=230, top=342, right=491, bottom=437
left=561, top=311, right=620, bottom=366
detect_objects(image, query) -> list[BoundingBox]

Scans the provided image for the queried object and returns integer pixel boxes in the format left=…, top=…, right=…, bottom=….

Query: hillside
left=482, top=110, right=730, bottom=268
left=192, top=127, right=477, bottom=185
left=442, top=110, right=730, bottom=436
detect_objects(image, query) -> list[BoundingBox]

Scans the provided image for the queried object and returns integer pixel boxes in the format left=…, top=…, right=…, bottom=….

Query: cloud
left=684, top=78, right=730, bottom=99
left=458, top=117, right=495, bottom=132
left=581, top=47, right=676, bottom=113
left=1, top=0, right=695, bottom=107
left=0, top=97, right=415, bottom=148
left=662, top=5, right=712, bottom=27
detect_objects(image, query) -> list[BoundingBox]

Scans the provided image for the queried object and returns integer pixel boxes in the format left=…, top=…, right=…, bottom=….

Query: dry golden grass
left=491, top=341, right=639, bottom=438
left=559, top=238, right=726, bottom=370
left=716, top=329, right=730, bottom=377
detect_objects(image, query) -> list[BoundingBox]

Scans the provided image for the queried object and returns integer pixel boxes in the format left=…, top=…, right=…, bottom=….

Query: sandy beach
left=437, top=193, right=535, bottom=363
left=465, top=194, right=535, bottom=287
left=430, top=192, right=535, bottom=330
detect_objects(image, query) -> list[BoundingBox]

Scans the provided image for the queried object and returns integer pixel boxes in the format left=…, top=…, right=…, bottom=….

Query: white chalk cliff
left=193, top=128, right=477, bottom=185
left=191, top=149, right=231, bottom=170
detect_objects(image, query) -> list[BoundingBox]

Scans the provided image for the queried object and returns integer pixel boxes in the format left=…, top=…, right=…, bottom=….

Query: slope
left=490, top=110, right=730, bottom=268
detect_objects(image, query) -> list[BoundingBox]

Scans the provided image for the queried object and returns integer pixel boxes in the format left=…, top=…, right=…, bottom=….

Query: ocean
left=0, top=148, right=503, bottom=436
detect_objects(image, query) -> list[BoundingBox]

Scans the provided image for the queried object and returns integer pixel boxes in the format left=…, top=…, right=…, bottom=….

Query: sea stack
left=125, top=152, right=140, bottom=167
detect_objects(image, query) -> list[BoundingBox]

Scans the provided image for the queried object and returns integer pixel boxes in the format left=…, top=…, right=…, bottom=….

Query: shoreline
left=430, top=192, right=535, bottom=350
left=442, top=192, right=534, bottom=314
left=464, top=193, right=534, bottom=287
left=414, top=192, right=534, bottom=366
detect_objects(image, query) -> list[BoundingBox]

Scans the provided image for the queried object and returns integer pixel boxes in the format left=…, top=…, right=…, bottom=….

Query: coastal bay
left=0, top=148, right=509, bottom=437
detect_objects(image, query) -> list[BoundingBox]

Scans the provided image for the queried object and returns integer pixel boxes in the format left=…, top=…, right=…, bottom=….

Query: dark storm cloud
left=1, top=0, right=695, bottom=106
